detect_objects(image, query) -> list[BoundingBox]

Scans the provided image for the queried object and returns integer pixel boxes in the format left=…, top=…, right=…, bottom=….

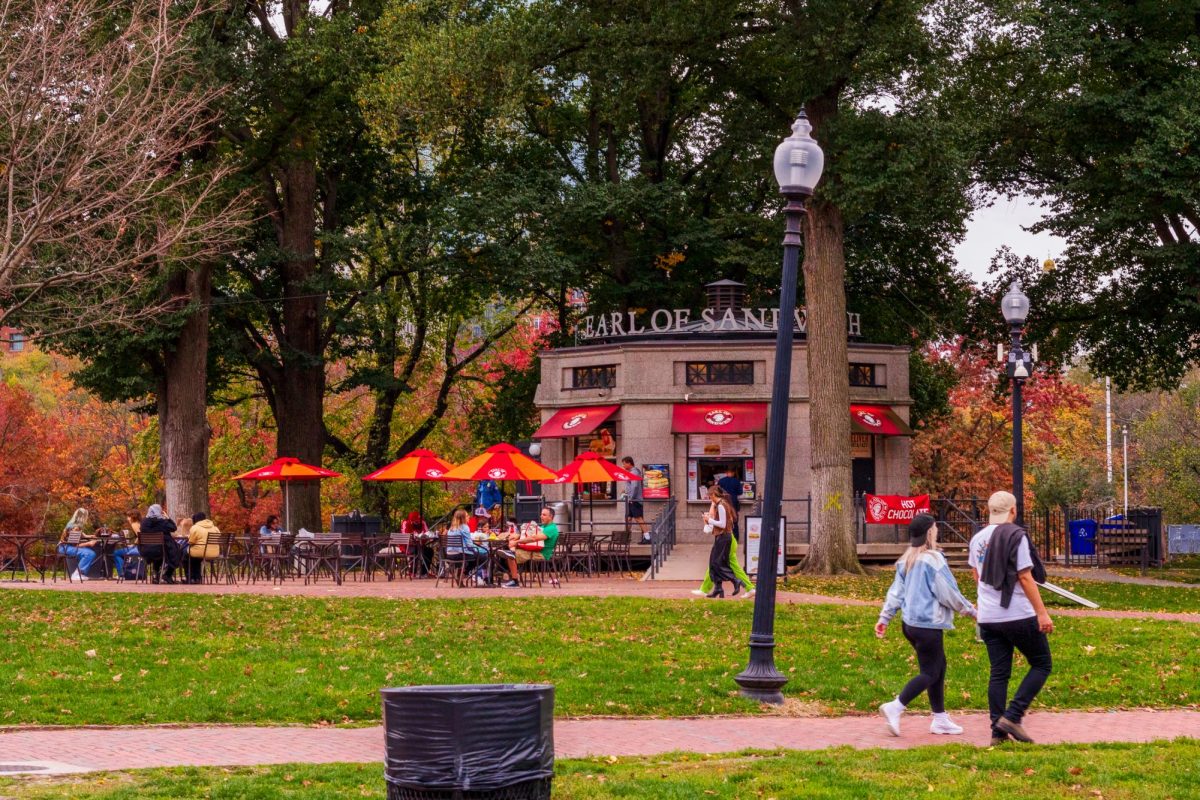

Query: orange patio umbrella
left=442, top=444, right=557, bottom=522
left=361, top=448, right=454, bottom=520
left=550, top=451, right=642, bottom=528
left=442, top=443, right=558, bottom=483
left=233, top=457, right=342, bottom=533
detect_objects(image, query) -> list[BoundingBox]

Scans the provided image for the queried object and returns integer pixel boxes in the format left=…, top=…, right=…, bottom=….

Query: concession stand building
left=532, top=280, right=915, bottom=544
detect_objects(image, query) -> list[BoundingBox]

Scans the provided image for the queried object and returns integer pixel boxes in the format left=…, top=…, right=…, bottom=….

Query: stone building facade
left=532, top=281, right=915, bottom=544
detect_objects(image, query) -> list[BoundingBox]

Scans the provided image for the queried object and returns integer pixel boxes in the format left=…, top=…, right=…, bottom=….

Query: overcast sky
left=954, top=194, right=1066, bottom=284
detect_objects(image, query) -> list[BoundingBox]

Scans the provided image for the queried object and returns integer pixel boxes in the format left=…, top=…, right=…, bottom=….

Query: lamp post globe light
left=1002, top=281, right=1033, bottom=525
left=733, top=111, right=823, bottom=704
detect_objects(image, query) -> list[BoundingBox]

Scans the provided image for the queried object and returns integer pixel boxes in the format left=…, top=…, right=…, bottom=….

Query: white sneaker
left=930, top=715, right=964, bottom=735
left=879, top=699, right=904, bottom=736
left=690, top=589, right=706, bottom=596
left=70, top=570, right=82, bottom=582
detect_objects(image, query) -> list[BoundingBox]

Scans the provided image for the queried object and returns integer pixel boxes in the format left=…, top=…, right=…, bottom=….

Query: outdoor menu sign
left=850, top=433, right=873, bottom=458
left=744, top=516, right=786, bottom=578
left=642, top=464, right=670, bottom=499
left=687, top=434, right=754, bottom=458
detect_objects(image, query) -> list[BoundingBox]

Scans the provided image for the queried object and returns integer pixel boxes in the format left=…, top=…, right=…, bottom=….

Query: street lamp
left=734, top=111, right=824, bottom=705
left=1001, top=281, right=1033, bottom=525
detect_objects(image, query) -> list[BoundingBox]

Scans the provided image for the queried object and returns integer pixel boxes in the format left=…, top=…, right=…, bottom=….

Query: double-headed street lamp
left=1001, top=282, right=1033, bottom=525
left=734, top=111, right=824, bottom=704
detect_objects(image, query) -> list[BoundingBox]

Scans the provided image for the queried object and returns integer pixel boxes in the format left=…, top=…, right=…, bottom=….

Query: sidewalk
left=1, top=710, right=1197, bottom=773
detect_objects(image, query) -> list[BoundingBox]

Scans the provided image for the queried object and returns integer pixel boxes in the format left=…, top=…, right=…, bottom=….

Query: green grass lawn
left=783, top=569, right=1200, bottom=613
left=3, top=741, right=1199, bottom=799
left=1, top=590, right=1197, bottom=726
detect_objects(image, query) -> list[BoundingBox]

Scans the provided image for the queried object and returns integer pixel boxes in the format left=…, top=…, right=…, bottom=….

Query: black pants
left=708, top=532, right=736, bottom=586
left=188, top=556, right=205, bottom=583
left=979, top=617, right=1053, bottom=734
left=898, top=624, right=946, bottom=713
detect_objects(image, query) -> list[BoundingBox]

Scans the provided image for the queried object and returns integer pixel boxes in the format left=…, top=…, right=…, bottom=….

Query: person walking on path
left=701, top=485, right=739, bottom=598
left=876, top=514, right=976, bottom=737
left=969, top=491, right=1053, bottom=745
left=620, top=457, right=649, bottom=543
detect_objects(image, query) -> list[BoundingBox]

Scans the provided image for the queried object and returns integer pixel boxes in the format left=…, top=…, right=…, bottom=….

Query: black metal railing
left=647, top=497, right=678, bottom=579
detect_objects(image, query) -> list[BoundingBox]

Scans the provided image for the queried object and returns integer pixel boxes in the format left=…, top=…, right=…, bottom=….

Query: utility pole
left=1105, top=377, right=1113, bottom=485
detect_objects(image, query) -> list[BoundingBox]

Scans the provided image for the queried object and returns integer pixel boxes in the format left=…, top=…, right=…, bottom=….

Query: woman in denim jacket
left=875, top=513, right=976, bottom=737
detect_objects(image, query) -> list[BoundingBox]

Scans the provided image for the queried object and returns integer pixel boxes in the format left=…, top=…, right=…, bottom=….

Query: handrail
left=647, top=497, right=677, bottom=580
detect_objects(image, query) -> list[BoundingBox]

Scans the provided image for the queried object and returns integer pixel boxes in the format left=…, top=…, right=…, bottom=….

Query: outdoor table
left=0, top=533, right=45, bottom=581
left=472, top=536, right=510, bottom=587
left=410, top=533, right=437, bottom=577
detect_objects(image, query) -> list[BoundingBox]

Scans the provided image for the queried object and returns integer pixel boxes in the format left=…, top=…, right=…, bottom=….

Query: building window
left=9, top=333, right=24, bottom=353
left=685, top=361, right=753, bottom=386
left=849, top=363, right=883, bottom=387
left=572, top=365, right=616, bottom=389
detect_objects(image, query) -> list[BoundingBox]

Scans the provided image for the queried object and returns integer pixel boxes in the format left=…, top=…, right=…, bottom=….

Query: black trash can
left=381, top=684, right=554, bottom=800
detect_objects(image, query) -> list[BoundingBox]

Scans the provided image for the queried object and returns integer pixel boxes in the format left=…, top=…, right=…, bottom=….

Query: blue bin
left=1068, top=519, right=1097, bottom=556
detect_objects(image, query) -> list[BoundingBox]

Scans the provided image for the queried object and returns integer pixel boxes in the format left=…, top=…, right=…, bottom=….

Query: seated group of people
left=56, top=505, right=223, bottom=584
left=443, top=506, right=559, bottom=588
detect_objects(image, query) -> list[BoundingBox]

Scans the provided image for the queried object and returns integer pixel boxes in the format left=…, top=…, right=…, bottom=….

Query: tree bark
left=159, top=265, right=212, bottom=521
left=801, top=195, right=862, bottom=574
left=273, top=159, right=326, bottom=533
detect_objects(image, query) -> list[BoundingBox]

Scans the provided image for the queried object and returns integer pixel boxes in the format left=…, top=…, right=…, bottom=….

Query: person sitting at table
left=446, top=508, right=489, bottom=585
left=488, top=503, right=504, bottom=531
left=259, top=515, right=282, bottom=538
left=468, top=506, right=490, bottom=533
left=111, top=510, right=142, bottom=580
left=497, top=506, right=560, bottom=589
left=400, top=511, right=427, bottom=534
left=59, top=508, right=99, bottom=582
left=187, top=512, right=222, bottom=585
left=139, top=504, right=178, bottom=584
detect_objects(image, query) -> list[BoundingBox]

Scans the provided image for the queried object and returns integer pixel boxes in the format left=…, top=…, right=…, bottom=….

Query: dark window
left=573, top=365, right=616, bottom=389
left=9, top=333, right=24, bottom=353
left=686, top=361, right=754, bottom=386
left=849, top=363, right=878, bottom=387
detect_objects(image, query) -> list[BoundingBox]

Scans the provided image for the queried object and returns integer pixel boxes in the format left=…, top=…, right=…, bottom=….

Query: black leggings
left=898, top=624, right=946, bottom=713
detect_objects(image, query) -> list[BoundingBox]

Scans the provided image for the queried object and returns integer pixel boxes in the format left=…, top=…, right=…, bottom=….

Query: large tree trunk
left=275, top=159, right=327, bottom=532
left=159, top=265, right=212, bottom=521
left=801, top=196, right=862, bottom=575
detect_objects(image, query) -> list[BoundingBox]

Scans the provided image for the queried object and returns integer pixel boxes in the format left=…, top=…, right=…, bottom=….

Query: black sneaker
left=501, top=579, right=520, bottom=588
left=995, top=717, right=1033, bottom=743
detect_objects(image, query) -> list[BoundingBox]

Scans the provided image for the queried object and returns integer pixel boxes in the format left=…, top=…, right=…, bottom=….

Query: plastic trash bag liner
left=381, top=684, right=554, bottom=791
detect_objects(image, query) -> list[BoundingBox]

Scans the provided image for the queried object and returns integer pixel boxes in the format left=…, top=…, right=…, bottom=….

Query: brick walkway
left=1, top=710, right=1197, bottom=772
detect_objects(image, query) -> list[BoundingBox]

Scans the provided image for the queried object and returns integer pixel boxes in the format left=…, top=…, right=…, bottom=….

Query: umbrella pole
left=284, top=483, right=290, bottom=533
left=419, top=482, right=425, bottom=523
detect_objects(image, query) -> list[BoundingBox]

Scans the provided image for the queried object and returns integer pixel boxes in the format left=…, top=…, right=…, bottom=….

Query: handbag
left=516, top=541, right=542, bottom=552
left=702, top=523, right=714, bottom=535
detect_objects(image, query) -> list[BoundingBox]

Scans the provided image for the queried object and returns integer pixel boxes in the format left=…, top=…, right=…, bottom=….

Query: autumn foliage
left=911, top=339, right=1099, bottom=507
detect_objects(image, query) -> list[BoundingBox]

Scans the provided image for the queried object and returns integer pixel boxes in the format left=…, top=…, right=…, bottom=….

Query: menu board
left=744, top=516, right=786, bottom=577
left=642, top=464, right=670, bottom=499
left=851, top=433, right=873, bottom=459
left=687, top=434, right=754, bottom=458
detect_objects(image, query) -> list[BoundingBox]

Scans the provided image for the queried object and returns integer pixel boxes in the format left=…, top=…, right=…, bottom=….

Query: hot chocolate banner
left=864, top=494, right=931, bottom=524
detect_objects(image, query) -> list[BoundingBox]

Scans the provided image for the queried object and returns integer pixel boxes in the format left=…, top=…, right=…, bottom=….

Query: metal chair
left=375, top=533, right=414, bottom=581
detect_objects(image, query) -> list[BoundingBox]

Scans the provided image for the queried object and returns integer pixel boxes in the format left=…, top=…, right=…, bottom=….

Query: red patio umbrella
left=233, top=457, right=342, bottom=533
left=361, top=448, right=454, bottom=521
left=550, top=452, right=642, bottom=529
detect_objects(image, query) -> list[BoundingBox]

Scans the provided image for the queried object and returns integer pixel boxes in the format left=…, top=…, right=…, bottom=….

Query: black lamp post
left=1001, top=282, right=1032, bottom=525
left=734, top=111, right=824, bottom=704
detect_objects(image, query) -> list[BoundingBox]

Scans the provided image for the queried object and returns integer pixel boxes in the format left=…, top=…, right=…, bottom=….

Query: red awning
left=671, top=403, right=768, bottom=434
left=850, top=404, right=914, bottom=436
left=533, top=405, right=620, bottom=439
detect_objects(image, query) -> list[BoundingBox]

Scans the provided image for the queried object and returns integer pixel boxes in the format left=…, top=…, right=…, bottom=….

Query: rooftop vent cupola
left=705, top=279, right=746, bottom=313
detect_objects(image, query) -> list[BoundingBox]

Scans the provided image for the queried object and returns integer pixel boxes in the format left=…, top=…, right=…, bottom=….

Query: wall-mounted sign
left=687, top=434, right=754, bottom=458
left=642, top=464, right=670, bottom=499
left=850, top=433, right=873, bottom=459
left=744, top=516, right=786, bottom=577
left=576, top=307, right=862, bottom=341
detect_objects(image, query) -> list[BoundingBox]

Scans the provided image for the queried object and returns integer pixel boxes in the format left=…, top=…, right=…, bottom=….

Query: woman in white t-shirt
left=969, top=491, right=1053, bottom=745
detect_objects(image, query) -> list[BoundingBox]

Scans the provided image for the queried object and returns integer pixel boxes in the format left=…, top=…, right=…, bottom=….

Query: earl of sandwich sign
left=577, top=306, right=863, bottom=340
